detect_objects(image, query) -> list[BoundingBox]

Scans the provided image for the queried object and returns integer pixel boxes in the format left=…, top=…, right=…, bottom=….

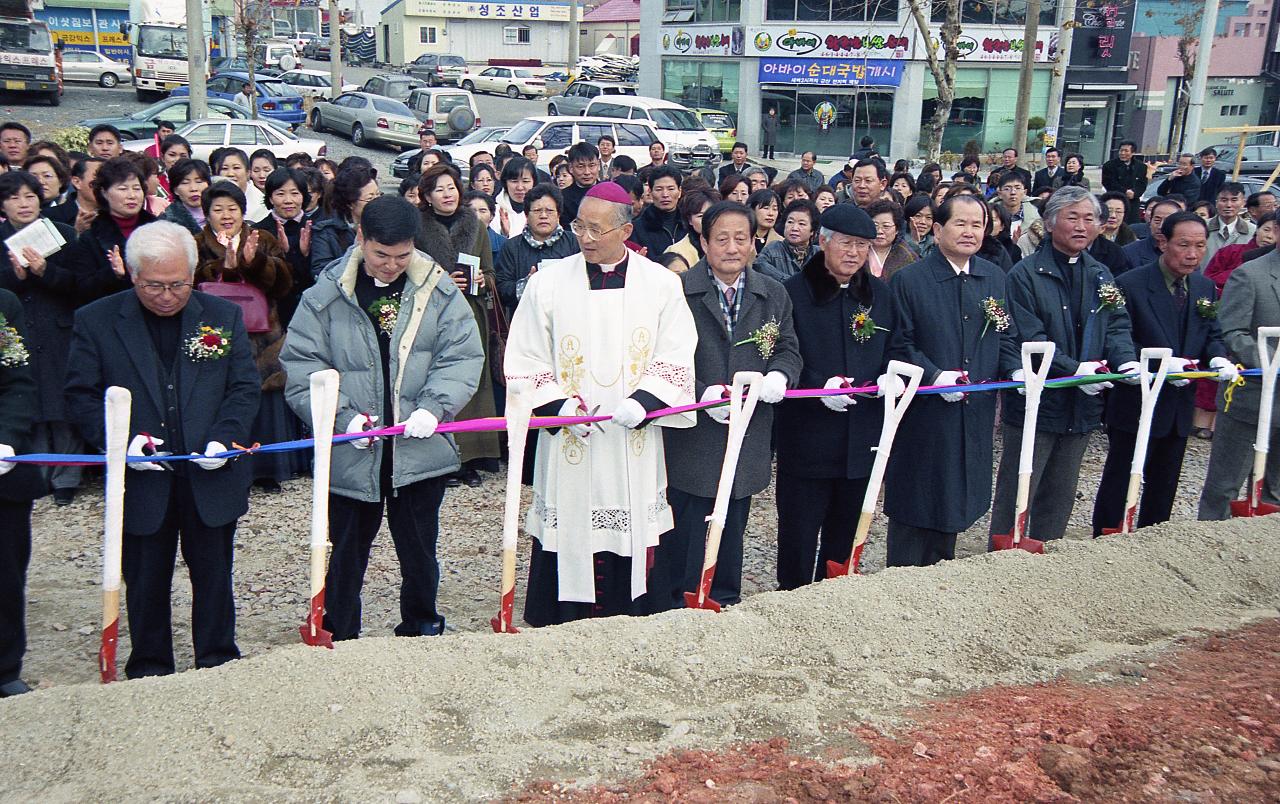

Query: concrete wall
left=381, top=14, right=571, bottom=65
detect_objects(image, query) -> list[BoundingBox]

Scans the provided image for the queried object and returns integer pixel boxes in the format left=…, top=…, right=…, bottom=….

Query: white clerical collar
left=946, top=257, right=970, bottom=275
left=597, top=255, right=624, bottom=273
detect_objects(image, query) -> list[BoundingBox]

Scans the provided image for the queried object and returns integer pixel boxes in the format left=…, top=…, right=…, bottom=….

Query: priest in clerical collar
left=503, top=181, right=698, bottom=626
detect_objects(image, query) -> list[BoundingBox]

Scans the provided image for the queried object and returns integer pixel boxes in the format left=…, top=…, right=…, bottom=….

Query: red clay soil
left=518, top=619, right=1280, bottom=802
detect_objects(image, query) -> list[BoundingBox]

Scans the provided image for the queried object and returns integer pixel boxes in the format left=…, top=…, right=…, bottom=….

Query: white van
left=444, top=116, right=660, bottom=175
left=584, top=96, right=721, bottom=171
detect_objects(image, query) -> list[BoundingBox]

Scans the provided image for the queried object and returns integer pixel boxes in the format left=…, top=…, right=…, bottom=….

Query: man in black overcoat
left=775, top=204, right=897, bottom=589
left=885, top=195, right=1020, bottom=566
left=65, top=220, right=260, bottom=678
left=1093, top=212, right=1233, bottom=534
left=657, top=201, right=801, bottom=611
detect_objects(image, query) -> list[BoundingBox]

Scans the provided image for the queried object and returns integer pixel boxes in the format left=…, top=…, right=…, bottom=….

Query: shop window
left=771, top=0, right=897, bottom=20
left=503, top=25, right=531, bottom=45
left=931, top=0, right=1056, bottom=26
left=666, top=0, right=739, bottom=22
left=1235, top=23, right=1249, bottom=36
left=661, top=59, right=740, bottom=118
left=920, top=66, right=1050, bottom=154
left=419, top=26, right=436, bottom=44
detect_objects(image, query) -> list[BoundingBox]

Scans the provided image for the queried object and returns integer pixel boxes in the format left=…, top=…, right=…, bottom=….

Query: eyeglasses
left=872, top=222, right=896, bottom=232
left=570, top=220, right=625, bottom=242
left=138, top=281, right=194, bottom=296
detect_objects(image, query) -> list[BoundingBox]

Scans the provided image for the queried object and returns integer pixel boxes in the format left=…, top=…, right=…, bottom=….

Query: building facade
left=378, top=0, right=572, bottom=66
left=640, top=0, right=1073, bottom=160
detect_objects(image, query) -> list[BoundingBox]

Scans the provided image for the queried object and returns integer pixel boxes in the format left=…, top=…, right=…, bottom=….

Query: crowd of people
left=0, top=116, right=1276, bottom=696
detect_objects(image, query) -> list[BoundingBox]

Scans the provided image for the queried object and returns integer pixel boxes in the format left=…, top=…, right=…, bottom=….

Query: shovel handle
left=1017, top=342, right=1057, bottom=481
left=855, top=361, right=923, bottom=533
left=1255, top=327, right=1280, bottom=450
left=1129, top=348, right=1174, bottom=476
left=707, top=371, right=763, bottom=529
left=308, top=370, right=340, bottom=598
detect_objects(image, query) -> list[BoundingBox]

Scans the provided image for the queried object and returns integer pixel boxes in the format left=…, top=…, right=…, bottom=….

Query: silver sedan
left=309, top=91, right=422, bottom=150
left=61, top=49, right=132, bottom=88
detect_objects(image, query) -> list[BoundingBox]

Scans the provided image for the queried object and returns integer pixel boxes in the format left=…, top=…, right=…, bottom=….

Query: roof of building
left=582, top=0, right=640, bottom=23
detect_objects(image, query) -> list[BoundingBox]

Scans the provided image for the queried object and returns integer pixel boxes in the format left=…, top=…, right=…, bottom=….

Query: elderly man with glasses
left=64, top=220, right=261, bottom=679
left=504, top=180, right=698, bottom=626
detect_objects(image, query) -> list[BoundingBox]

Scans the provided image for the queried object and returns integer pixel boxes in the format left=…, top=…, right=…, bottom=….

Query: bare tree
left=231, top=0, right=274, bottom=119
left=1153, top=1, right=1199, bottom=153
left=910, top=0, right=963, bottom=160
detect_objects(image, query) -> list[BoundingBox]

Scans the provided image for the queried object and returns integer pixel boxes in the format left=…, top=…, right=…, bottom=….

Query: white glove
left=558, top=398, right=594, bottom=439
left=1011, top=368, right=1027, bottom=396
left=935, top=370, right=966, bottom=403
left=402, top=409, right=439, bottom=439
left=1167, top=358, right=1196, bottom=387
left=1076, top=360, right=1113, bottom=396
left=191, top=441, right=227, bottom=471
left=1117, top=360, right=1142, bottom=386
left=821, top=375, right=856, bottom=412
left=700, top=384, right=731, bottom=425
left=345, top=414, right=378, bottom=450
left=126, top=433, right=166, bottom=471
left=0, top=443, right=14, bottom=476
left=876, top=372, right=905, bottom=399
left=758, top=371, right=788, bottom=405
left=610, top=397, right=647, bottom=430
left=1211, top=356, right=1240, bottom=384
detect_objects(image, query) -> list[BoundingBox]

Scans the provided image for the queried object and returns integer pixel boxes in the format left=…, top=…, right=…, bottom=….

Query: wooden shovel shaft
left=1012, top=473, right=1031, bottom=542
left=1251, top=450, right=1268, bottom=508
left=100, top=386, right=130, bottom=683
left=698, top=373, right=763, bottom=581
left=1120, top=472, right=1141, bottom=534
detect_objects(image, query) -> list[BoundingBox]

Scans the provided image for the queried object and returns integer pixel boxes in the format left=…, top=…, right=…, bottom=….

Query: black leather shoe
left=53, top=488, right=75, bottom=506
left=444, top=474, right=462, bottom=488
left=461, top=468, right=483, bottom=487
left=0, top=679, right=31, bottom=697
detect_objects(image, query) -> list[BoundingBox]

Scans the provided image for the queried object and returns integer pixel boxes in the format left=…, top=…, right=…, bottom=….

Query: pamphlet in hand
left=457, top=252, right=481, bottom=295
left=5, top=218, right=67, bottom=267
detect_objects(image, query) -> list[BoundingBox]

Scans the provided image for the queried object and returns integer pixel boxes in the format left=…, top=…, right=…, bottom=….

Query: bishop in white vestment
left=504, top=183, right=697, bottom=625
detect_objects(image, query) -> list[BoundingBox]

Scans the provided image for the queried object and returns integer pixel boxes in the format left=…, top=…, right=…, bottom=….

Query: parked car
left=361, top=73, right=424, bottom=102
left=61, top=49, right=132, bottom=88
left=290, top=32, right=320, bottom=53
left=302, top=39, right=329, bottom=60
left=459, top=66, right=547, bottom=99
left=691, top=108, right=736, bottom=155
left=404, top=86, right=480, bottom=142
left=122, top=118, right=326, bottom=161
left=1204, top=144, right=1280, bottom=176
left=79, top=97, right=252, bottom=139
left=443, top=116, right=659, bottom=172
left=391, top=125, right=509, bottom=178
left=403, top=53, right=466, bottom=87
left=208, top=56, right=281, bottom=77
left=547, top=80, right=636, bottom=116
left=277, top=69, right=358, bottom=100
left=253, top=41, right=299, bottom=72
left=173, top=71, right=306, bottom=128
left=584, top=96, right=721, bottom=171
left=309, top=91, right=421, bottom=149
left=1141, top=171, right=1280, bottom=204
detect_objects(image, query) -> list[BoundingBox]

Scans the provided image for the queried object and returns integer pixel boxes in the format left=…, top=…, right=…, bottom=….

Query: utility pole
left=328, top=0, right=342, bottom=96
left=567, top=0, right=579, bottom=77
left=1011, top=0, right=1042, bottom=166
left=1183, top=0, right=1221, bottom=155
left=186, top=0, right=208, bottom=119
left=1043, top=0, right=1076, bottom=154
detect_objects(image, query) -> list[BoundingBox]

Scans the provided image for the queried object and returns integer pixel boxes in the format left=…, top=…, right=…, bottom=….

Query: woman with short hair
left=755, top=198, right=818, bottom=282
left=159, top=158, right=211, bottom=235
left=309, top=163, right=378, bottom=277
left=664, top=187, right=720, bottom=273
left=72, top=156, right=157, bottom=300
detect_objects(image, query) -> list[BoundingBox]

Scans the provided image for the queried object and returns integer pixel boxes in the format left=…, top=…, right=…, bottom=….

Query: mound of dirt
left=2, top=518, right=1278, bottom=801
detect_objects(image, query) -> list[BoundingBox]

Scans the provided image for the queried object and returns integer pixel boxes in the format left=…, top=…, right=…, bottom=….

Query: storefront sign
left=927, top=28, right=1055, bottom=62
left=34, top=7, right=131, bottom=61
left=746, top=25, right=912, bottom=60
left=405, top=0, right=571, bottom=21
left=1068, top=0, right=1136, bottom=69
left=758, top=57, right=903, bottom=87
left=659, top=26, right=744, bottom=56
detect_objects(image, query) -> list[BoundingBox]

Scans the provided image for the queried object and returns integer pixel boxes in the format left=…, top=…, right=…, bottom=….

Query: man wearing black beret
left=774, top=204, right=899, bottom=589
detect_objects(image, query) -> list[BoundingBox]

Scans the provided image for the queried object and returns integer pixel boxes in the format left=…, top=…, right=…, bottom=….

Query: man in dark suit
left=717, top=142, right=749, bottom=183
left=1195, top=147, right=1227, bottom=205
left=885, top=195, right=1020, bottom=566
left=1157, top=153, right=1202, bottom=204
left=65, top=220, right=261, bottom=679
left=775, top=204, right=897, bottom=588
left=656, top=201, right=801, bottom=611
left=1093, top=212, right=1234, bottom=535
left=1101, top=140, right=1148, bottom=224
left=1032, top=147, right=1065, bottom=195
left=0, top=289, right=46, bottom=697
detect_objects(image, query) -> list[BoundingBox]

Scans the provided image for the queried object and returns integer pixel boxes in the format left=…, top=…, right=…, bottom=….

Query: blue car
left=173, top=72, right=306, bottom=127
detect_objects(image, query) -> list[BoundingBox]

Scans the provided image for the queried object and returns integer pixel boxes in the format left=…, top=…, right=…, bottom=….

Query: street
left=5, top=58, right=547, bottom=190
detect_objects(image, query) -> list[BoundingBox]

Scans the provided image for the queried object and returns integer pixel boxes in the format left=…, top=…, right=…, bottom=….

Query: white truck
left=0, top=0, right=59, bottom=105
left=127, top=0, right=199, bottom=101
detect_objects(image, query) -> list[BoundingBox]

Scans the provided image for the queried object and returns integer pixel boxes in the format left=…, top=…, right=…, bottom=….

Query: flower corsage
left=1097, top=282, right=1126, bottom=312
left=980, top=297, right=1011, bottom=338
left=735, top=318, right=781, bottom=359
left=186, top=324, right=232, bottom=361
left=367, top=295, right=401, bottom=337
left=0, top=314, right=29, bottom=367
left=1195, top=298, right=1218, bottom=319
left=850, top=306, right=888, bottom=344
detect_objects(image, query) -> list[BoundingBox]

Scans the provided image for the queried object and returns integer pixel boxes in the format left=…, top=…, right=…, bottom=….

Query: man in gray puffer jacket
left=282, top=196, right=483, bottom=640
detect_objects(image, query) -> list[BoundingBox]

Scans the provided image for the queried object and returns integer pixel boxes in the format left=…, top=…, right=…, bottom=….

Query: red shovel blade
left=99, top=619, right=118, bottom=684
left=825, top=543, right=865, bottom=579
left=683, top=565, right=721, bottom=612
left=1230, top=499, right=1280, bottom=517
left=989, top=532, right=1047, bottom=554
left=299, top=591, right=334, bottom=648
left=490, top=587, right=521, bottom=633
left=1100, top=506, right=1136, bottom=537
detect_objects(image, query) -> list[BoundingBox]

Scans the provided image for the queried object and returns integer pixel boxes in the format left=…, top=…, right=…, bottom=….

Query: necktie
left=1173, top=278, right=1187, bottom=311
left=724, top=286, right=736, bottom=307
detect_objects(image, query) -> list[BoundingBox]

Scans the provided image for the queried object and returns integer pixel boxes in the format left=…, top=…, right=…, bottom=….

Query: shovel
left=99, top=386, right=130, bottom=684
left=991, top=341, right=1056, bottom=553
left=299, top=369, right=339, bottom=648
left=1231, top=326, right=1280, bottom=517
left=1102, top=347, right=1174, bottom=536
left=825, top=360, right=924, bottom=578
left=492, top=380, right=532, bottom=633
left=684, top=371, right=764, bottom=612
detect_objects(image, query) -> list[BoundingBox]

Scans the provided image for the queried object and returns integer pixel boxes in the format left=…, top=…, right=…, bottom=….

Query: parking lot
left=4, top=58, right=552, bottom=191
